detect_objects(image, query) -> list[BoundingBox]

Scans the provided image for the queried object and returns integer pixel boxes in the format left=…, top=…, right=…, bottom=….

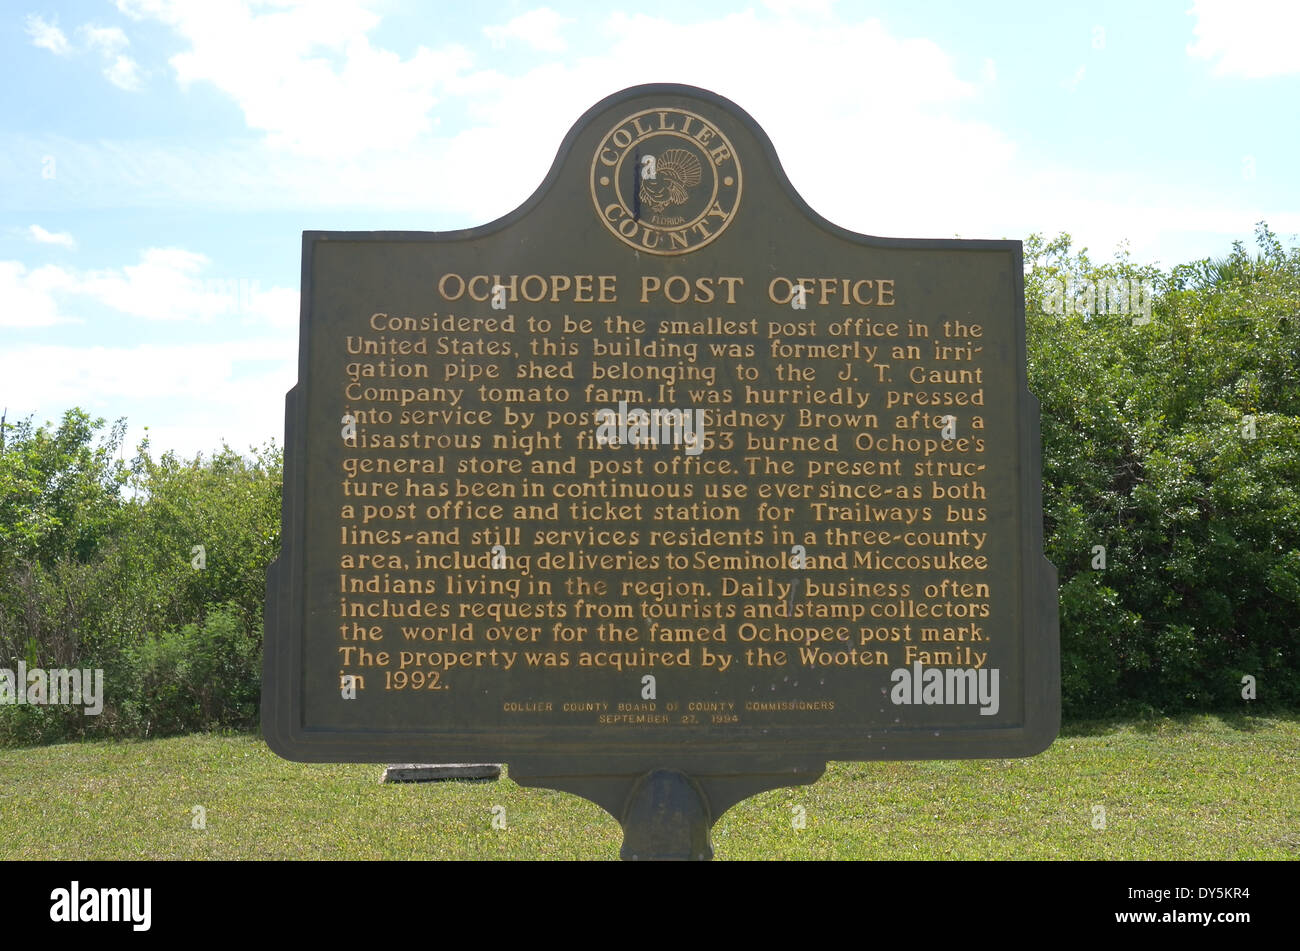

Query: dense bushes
left=121, top=604, right=261, bottom=736
left=0, top=419, right=279, bottom=744
left=1, top=225, right=1297, bottom=742
left=1027, top=223, right=1300, bottom=715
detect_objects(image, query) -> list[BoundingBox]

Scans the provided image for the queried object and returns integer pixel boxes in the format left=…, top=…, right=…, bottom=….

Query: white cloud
left=82, top=248, right=299, bottom=323
left=78, top=248, right=212, bottom=320
left=25, top=14, right=71, bottom=55
left=80, top=24, right=129, bottom=55
left=0, top=248, right=297, bottom=326
left=105, top=1, right=980, bottom=174
left=26, top=18, right=144, bottom=89
left=76, top=23, right=146, bottom=90
left=1063, top=64, right=1086, bottom=91
left=116, top=0, right=463, bottom=157
left=104, top=55, right=145, bottom=90
left=27, top=225, right=77, bottom=250
left=0, top=341, right=286, bottom=403
left=1187, top=0, right=1300, bottom=78
left=0, top=243, right=300, bottom=456
left=0, top=261, right=78, bottom=327
left=0, top=340, right=298, bottom=459
left=763, top=0, right=838, bottom=16
left=10, top=2, right=1292, bottom=271
left=241, top=285, right=299, bottom=330
left=484, top=8, right=573, bottom=53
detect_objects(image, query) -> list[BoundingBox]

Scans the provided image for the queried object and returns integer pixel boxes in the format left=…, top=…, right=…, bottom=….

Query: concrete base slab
left=382, top=763, right=502, bottom=783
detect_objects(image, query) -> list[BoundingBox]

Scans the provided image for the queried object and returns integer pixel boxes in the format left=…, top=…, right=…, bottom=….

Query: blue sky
left=2, top=0, right=1297, bottom=459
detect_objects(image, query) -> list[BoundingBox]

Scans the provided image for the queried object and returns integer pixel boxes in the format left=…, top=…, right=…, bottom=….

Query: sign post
left=263, top=83, right=1060, bottom=860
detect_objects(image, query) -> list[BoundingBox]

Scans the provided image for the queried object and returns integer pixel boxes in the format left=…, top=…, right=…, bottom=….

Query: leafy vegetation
left=1026, top=222, right=1300, bottom=715
left=0, top=417, right=279, bottom=744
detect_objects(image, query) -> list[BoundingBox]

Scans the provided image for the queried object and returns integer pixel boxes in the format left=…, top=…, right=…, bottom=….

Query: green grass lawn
left=1, top=713, right=1296, bottom=860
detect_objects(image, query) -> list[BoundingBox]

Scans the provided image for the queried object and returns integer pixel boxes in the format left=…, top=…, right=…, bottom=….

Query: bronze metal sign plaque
left=263, top=83, right=1059, bottom=854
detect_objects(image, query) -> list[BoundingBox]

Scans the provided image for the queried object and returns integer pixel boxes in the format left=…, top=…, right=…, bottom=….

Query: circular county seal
left=590, top=106, right=741, bottom=255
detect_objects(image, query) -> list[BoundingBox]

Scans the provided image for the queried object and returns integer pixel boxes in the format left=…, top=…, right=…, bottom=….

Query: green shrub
left=118, top=604, right=261, bottom=737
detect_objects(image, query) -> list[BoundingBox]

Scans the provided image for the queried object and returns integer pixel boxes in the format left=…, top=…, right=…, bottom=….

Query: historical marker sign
left=263, top=83, right=1060, bottom=857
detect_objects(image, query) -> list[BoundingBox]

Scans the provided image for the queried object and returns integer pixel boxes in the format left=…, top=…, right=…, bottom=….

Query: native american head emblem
left=639, top=148, right=703, bottom=214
